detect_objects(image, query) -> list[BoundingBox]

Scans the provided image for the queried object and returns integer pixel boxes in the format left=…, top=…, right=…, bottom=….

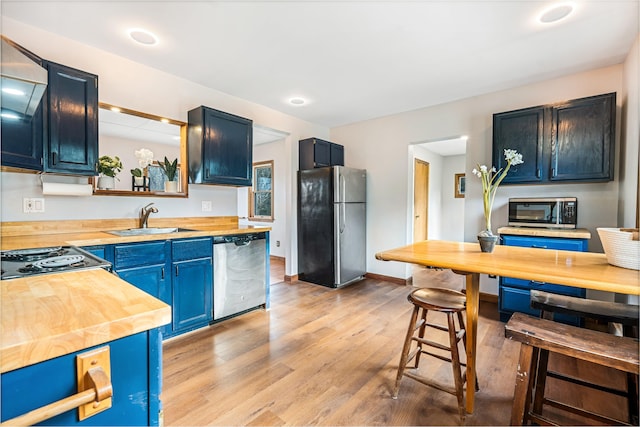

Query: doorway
left=413, top=159, right=429, bottom=242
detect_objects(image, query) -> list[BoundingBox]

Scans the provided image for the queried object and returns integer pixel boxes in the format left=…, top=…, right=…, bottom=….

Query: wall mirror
left=94, top=102, right=188, bottom=197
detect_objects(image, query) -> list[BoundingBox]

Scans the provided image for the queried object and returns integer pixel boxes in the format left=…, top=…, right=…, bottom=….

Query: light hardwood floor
left=162, top=260, right=629, bottom=426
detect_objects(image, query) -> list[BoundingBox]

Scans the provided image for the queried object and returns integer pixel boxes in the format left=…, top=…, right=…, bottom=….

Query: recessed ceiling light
left=289, top=97, right=306, bottom=106
left=539, top=3, right=574, bottom=24
left=128, top=28, right=158, bottom=46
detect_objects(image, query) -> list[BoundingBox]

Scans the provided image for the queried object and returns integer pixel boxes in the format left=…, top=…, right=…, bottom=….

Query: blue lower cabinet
left=171, top=258, right=213, bottom=335
left=117, top=265, right=172, bottom=337
left=0, top=330, right=163, bottom=426
left=499, top=234, right=589, bottom=326
left=111, top=238, right=214, bottom=340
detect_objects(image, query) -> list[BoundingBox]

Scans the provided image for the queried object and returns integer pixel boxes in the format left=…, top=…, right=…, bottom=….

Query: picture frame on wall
left=455, top=173, right=465, bottom=198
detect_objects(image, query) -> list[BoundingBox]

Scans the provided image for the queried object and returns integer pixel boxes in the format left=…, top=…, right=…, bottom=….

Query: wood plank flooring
left=162, top=261, right=629, bottom=426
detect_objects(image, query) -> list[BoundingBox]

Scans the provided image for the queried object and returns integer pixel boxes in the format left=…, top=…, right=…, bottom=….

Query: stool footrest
left=403, top=370, right=459, bottom=397
left=412, top=336, right=453, bottom=352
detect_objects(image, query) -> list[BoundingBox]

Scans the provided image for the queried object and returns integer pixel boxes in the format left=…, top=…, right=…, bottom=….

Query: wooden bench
left=530, top=289, right=639, bottom=424
left=505, top=312, right=640, bottom=426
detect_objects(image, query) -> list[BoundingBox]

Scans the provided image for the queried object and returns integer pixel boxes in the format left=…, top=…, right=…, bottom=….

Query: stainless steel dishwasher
left=213, top=232, right=267, bottom=320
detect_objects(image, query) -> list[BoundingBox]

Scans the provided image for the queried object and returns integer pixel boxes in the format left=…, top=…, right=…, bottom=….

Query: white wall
left=620, top=34, right=639, bottom=228
left=407, top=146, right=465, bottom=242
left=440, top=155, right=466, bottom=242
left=238, top=138, right=288, bottom=259
left=331, top=64, right=630, bottom=294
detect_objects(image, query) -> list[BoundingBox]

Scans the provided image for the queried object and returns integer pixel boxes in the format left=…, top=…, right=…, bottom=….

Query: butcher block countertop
left=1, top=268, right=171, bottom=373
left=1, top=216, right=270, bottom=250
left=0, top=216, right=267, bottom=373
left=497, top=226, right=591, bottom=239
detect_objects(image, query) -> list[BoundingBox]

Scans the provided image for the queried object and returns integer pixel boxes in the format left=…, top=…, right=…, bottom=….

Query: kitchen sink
left=107, top=227, right=195, bottom=236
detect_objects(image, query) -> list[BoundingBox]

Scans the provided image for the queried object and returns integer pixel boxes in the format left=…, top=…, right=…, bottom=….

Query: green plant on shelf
left=157, top=157, right=178, bottom=181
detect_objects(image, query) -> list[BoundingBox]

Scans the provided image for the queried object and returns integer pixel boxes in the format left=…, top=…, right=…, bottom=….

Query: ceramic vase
left=97, top=176, right=115, bottom=190
left=477, top=231, right=498, bottom=253
left=164, top=180, right=178, bottom=193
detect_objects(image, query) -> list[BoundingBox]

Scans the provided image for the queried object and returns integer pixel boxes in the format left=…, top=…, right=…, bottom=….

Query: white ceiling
left=2, top=1, right=638, bottom=129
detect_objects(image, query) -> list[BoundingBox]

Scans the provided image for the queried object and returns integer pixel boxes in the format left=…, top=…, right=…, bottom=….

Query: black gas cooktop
left=1, top=246, right=111, bottom=280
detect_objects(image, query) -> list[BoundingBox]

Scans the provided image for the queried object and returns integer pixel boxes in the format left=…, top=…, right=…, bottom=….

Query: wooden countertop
left=1, top=217, right=270, bottom=250
left=497, top=226, right=591, bottom=239
left=1, top=268, right=171, bottom=373
left=376, top=240, right=639, bottom=296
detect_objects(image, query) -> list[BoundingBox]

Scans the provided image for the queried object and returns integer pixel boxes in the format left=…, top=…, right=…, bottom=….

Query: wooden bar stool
left=506, top=312, right=640, bottom=426
left=529, top=290, right=640, bottom=425
left=393, top=287, right=479, bottom=421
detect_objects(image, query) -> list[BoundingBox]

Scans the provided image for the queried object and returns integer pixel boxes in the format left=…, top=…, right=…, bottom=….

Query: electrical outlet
left=276, top=240, right=280, bottom=247
left=201, top=201, right=212, bottom=212
left=23, top=198, right=45, bottom=213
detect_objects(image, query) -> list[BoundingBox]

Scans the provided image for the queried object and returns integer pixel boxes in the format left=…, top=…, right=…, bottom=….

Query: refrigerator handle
left=340, top=203, right=346, bottom=234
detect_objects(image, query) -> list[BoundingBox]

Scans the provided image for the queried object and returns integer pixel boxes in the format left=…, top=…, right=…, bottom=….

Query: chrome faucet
left=139, top=203, right=158, bottom=228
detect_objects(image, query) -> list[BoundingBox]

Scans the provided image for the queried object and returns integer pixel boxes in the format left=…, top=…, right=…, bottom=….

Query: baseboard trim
left=364, top=272, right=409, bottom=286
left=284, top=274, right=298, bottom=283
left=363, top=272, right=498, bottom=303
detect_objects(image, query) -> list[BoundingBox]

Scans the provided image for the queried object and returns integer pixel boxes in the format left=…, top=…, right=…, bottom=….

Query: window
left=249, top=160, right=274, bottom=221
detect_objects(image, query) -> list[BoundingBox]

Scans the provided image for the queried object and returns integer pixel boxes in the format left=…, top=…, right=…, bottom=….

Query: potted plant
left=471, top=148, right=523, bottom=252
left=97, top=155, right=123, bottom=190
left=131, top=148, right=154, bottom=188
left=157, top=156, right=178, bottom=192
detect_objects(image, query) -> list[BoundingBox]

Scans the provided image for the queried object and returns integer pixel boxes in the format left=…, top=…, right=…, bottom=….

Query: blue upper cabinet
left=493, top=92, right=615, bottom=184
left=0, top=51, right=99, bottom=175
left=187, top=106, right=253, bottom=186
left=299, top=137, right=345, bottom=170
left=43, top=61, right=99, bottom=175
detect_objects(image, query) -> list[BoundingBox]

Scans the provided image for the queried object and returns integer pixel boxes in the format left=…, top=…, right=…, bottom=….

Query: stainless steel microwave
left=508, top=197, right=577, bottom=229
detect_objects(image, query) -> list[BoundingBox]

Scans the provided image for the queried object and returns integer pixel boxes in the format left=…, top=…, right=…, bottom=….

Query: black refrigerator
left=297, top=166, right=366, bottom=288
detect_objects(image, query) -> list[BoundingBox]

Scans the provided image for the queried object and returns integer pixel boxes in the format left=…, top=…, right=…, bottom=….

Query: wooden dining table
left=375, top=240, right=639, bottom=414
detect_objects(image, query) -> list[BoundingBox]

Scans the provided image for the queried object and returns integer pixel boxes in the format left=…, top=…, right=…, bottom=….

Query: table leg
left=464, top=272, right=480, bottom=414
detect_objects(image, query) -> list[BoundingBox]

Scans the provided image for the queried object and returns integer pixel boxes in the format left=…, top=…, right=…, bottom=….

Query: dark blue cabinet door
left=172, top=257, right=213, bottom=334
left=550, top=92, right=615, bottom=182
left=330, top=142, right=344, bottom=166
left=0, top=102, right=44, bottom=170
left=188, top=106, right=252, bottom=186
left=492, top=106, right=545, bottom=184
left=44, top=61, right=98, bottom=175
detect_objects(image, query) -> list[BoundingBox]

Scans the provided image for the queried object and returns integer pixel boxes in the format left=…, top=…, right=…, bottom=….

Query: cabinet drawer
left=501, top=276, right=585, bottom=297
left=501, top=235, right=587, bottom=251
left=499, top=286, right=580, bottom=326
left=114, top=241, right=168, bottom=269
left=172, top=238, right=213, bottom=261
